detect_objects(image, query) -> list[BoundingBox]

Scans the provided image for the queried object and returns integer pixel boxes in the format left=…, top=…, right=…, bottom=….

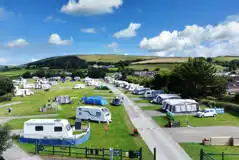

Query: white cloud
left=0, top=58, right=7, bottom=63
left=80, top=28, right=96, bottom=34
left=48, top=33, right=73, bottom=46
left=44, top=16, right=66, bottom=23
left=113, top=23, right=141, bottom=39
left=0, top=8, right=14, bottom=21
left=139, top=17, right=239, bottom=57
left=31, top=58, right=39, bottom=62
left=61, top=0, right=123, bottom=16
left=6, top=38, right=29, bottom=48
left=105, top=42, right=120, bottom=52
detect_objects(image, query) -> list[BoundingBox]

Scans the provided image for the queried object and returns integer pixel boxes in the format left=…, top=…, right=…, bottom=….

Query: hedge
left=0, top=93, right=13, bottom=102
left=200, top=99, right=239, bottom=112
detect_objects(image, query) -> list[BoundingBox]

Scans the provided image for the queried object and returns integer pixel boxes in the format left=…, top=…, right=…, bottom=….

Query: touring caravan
left=14, top=86, right=34, bottom=96
left=19, top=119, right=91, bottom=146
left=132, top=88, right=150, bottom=95
left=76, top=106, right=112, bottom=122
left=162, top=99, right=200, bottom=113
left=23, top=83, right=35, bottom=89
left=73, top=84, right=85, bottom=89
left=144, top=90, right=164, bottom=99
left=151, top=94, right=181, bottom=104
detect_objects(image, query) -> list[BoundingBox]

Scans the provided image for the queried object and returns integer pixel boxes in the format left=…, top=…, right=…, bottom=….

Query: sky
left=0, top=0, right=239, bottom=65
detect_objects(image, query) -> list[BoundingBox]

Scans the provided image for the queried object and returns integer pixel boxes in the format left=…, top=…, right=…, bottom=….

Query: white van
left=76, top=106, right=112, bottom=122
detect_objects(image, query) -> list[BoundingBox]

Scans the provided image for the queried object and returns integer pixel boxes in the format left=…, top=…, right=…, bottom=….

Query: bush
left=0, top=93, right=13, bottom=102
left=200, top=99, right=239, bottom=112
left=233, top=93, right=239, bottom=104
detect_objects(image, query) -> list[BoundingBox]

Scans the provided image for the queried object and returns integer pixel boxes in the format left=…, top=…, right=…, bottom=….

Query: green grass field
left=3, top=80, right=153, bottom=159
left=153, top=110, right=239, bottom=127
left=128, top=64, right=176, bottom=71
left=79, top=54, right=157, bottom=63
left=181, top=143, right=239, bottom=160
left=141, top=105, right=161, bottom=111
left=0, top=69, right=37, bottom=78
left=213, top=56, right=239, bottom=62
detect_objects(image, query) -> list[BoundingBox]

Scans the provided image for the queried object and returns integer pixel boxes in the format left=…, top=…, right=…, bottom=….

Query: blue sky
left=0, top=0, right=239, bottom=65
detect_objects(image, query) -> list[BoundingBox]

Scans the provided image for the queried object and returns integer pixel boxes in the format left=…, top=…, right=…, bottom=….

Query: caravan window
left=54, top=127, right=62, bottom=132
left=96, top=112, right=101, bottom=117
left=35, top=126, right=43, bottom=131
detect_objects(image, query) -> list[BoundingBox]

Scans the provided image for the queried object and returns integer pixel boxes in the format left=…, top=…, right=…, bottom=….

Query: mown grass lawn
left=141, top=105, right=161, bottom=111
left=180, top=143, right=239, bottom=160
left=153, top=111, right=239, bottom=127
left=134, top=99, right=150, bottom=103
left=4, top=80, right=153, bottom=159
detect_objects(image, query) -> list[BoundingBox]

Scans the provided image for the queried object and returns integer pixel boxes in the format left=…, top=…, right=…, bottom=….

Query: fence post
left=154, top=148, right=156, bottom=160
left=139, top=147, right=142, bottom=160
left=69, top=146, right=71, bottom=156
left=103, top=148, right=104, bottom=158
left=222, top=152, right=224, bottom=160
left=200, top=149, right=204, bottom=160
left=120, top=149, right=123, bottom=160
left=53, top=145, right=55, bottom=155
left=85, top=147, right=88, bottom=158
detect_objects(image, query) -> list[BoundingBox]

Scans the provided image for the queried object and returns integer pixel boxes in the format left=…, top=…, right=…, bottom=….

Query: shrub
left=200, top=99, right=239, bottom=112
left=233, top=93, right=239, bottom=104
left=0, top=93, right=13, bottom=102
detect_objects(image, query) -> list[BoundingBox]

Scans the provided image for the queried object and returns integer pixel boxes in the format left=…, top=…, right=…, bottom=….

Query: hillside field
left=78, top=54, right=157, bottom=63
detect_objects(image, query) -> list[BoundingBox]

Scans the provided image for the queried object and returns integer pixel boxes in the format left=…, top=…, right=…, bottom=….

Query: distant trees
left=0, top=77, right=14, bottom=102
left=87, top=67, right=108, bottom=78
left=168, top=58, right=227, bottom=98
left=149, top=58, right=228, bottom=98
left=0, top=125, right=12, bottom=156
left=118, top=68, right=134, bottom=80
left=22, top=71, right=32, bottom=78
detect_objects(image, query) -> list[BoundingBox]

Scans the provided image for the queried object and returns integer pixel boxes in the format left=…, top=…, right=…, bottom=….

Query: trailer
left=76, top=106, right=112, bottom=122
left=73, top=84, right=85, bottom=89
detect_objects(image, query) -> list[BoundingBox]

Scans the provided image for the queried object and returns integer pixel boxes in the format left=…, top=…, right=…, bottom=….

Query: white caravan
left=73, top=84, right=85, bottom=89
left=14, top=86, right=34, bottom=96
left=23, top=83, right=35, bottom=89
left=151, top=94, right=181, bottom=104
left=162, top=99, right=200, bottom=113
left=76, top=106, right=112, bottom=122
left=22, top=119, right=73, bottom=139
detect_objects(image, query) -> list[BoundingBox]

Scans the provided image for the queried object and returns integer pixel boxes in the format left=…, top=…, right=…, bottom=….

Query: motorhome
left=151, top=94, right=181, bottom=104
left=19, top=119, right=91, bottom=145
left=162, top=99, right=200, bottom=113
left=144, top=90, right=164, bottom=98
left=76, top=106, right=112, bottom=122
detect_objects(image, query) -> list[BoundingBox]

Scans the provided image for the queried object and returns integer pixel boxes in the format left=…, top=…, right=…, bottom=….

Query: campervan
left=144, top=90, right=164, bottom=99
left=151, top=94, right=181, bottom=104
left=76, top=106, right=112, bottom=122
left=162, top=99, right=200, bottom=113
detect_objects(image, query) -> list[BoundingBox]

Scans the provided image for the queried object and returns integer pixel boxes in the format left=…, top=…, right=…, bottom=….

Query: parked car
left=195, top=108, right=217, bottom=118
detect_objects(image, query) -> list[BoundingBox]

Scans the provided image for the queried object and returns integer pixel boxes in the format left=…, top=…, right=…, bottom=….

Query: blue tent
left=81, top=96, right=108, bottom=106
